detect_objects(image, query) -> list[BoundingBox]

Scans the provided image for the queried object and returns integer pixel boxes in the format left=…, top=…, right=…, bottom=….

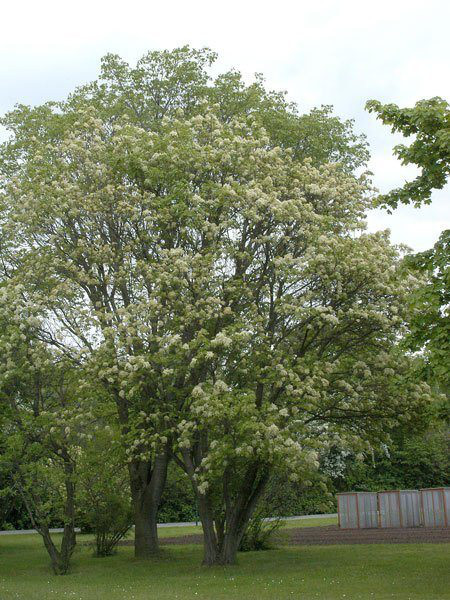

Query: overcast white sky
left=1, top=0, right=449, bottom=251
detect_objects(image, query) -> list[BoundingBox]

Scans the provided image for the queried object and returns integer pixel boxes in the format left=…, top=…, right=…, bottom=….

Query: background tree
left=366, top=95, right=449, bottom=402
left=0, top=299, right=82, bottom=574
left=334, top=428, right=449, bottom=493
left=404, top=230, right=450, bottom=392
left=366, top=96, right=450, bottom=209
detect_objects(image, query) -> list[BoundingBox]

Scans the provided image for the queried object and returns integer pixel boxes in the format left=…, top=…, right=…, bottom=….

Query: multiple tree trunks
left=195, top=464, right=270, bottom=566
left=20, top=458, right=77, bottom=575
left=40, top=524, right=76, bottom=575
left=128, top=452, right=169, bottom=558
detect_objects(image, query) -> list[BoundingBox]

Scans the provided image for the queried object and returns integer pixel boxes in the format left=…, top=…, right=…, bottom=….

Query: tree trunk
left=133, top=504, right=158, bottom=558
left=129, top=451, right=169, bottom=558
left=197, top=495, right=219, bottom=566
left=218, top=530, right=241, bottom=565
left=59, top=460, right=76, bottom=570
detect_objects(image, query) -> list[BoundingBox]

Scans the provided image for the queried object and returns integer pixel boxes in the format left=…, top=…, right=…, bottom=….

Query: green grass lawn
left=280, top=517, right=338, bottom=530
left=1, top=523, right=449, bottom=600
left=157, top=516, right=337, bottom=538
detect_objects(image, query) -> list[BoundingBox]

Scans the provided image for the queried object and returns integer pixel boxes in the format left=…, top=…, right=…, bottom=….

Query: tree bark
left=218, top=530, right=241, bottom=565
left=195, top=463, right=270, bottom=566
left=128, top=450, right=169, bottom=558
left=197, top=495, right=219, bottom=566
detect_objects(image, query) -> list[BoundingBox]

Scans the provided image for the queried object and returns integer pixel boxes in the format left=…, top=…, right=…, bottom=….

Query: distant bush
left=334, top=428, right=449, bottom=493
left=158, top=463, right=199, bottom=523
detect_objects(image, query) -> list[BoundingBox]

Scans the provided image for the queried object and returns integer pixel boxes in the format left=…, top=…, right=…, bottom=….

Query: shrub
left=239, top=509, right=282, bottom=552
left=83, top=493, right=132, bottom=557
left=77, top=431, right=132, bottom=557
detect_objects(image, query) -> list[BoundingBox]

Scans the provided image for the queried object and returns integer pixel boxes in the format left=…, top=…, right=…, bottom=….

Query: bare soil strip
left=118, top=525, right=450, bottom=547
left=281, top=525, right=450, bottom=545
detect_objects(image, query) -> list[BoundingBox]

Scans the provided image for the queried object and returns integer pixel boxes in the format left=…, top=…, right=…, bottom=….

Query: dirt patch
left=118, top=525, right=450, bottom=548
left=281, top=525, right=450, bottom=545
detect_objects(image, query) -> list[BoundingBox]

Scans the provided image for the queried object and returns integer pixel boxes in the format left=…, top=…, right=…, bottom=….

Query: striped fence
left=337, top=487, right=449, bottom=529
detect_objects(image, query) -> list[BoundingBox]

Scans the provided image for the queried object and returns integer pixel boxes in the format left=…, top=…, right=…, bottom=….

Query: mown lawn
left=1, top=523, right=449, bottom=600
left=158, top=516, right=337, bottom=538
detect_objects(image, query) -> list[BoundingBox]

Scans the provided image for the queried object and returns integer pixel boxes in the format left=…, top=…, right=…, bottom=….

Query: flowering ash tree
left=0, top=47, right=371, bottom=559
left=0, top=48, right=429, bottom=564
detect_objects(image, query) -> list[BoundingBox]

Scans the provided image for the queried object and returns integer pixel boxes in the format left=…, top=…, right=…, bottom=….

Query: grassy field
left=157, top=516, right=338, bottom=538
left=1, top=520, right=449, bottom=600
